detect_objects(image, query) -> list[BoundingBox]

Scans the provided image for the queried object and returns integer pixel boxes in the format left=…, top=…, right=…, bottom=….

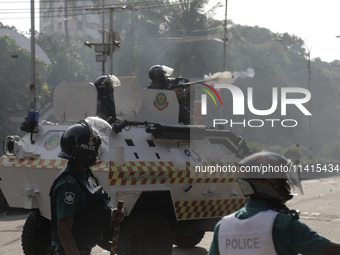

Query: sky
left=1, top=0, right=340, bottom=62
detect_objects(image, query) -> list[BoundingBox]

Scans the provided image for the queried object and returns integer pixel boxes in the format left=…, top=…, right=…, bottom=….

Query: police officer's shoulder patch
left=64, top=192, right=76, bottom=204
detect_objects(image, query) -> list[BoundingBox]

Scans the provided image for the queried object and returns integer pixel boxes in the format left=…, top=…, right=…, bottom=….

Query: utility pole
left=65, top=0, right=69, bottom=44
left=223, top=0, right=228, bottom=71
left=109, top=9, right=114, bottom=75
left=101, top=0, right=105, bottom=75
left=85, top=5, right=136, bottom=74
left=305, top=46, right=312, bottom=157
left=21, top=0, right=39, bottom=137
left=30, top=0, right=36, bottom=110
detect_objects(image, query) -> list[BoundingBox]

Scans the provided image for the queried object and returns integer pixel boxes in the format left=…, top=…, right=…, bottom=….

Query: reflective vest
left=218, top=210, right=278, bottom=255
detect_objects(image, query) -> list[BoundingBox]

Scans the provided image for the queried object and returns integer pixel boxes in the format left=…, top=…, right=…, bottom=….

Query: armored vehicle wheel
left=22, top=210, right=51, bottom=255
left=117, top=211, right=172, bottom=255
left=0, top=189, right=9, bottom=214
left=173, top=231, right=205, bottom=248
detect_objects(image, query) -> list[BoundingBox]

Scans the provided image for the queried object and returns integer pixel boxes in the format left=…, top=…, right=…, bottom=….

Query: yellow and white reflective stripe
left=0, top=157, right=109, bottom=171
left=0, top=157, right=66, bottom=169
left=175, top=199, right=248, bottom=219
left=0, top=157, right=238, bottom=185
left=108, top=161, right=238, bottom=186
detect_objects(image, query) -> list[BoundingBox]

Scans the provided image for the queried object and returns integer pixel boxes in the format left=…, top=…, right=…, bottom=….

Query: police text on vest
left=226, top=237, right=260, bottom=250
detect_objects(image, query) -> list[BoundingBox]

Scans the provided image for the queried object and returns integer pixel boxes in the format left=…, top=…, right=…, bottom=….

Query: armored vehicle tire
left=22, top=210, right=51, bottom=255
left=173, top=231, right=205, bottom=248
left=0, top=189, right=9, bottom=214
left=117, top=211, right=172, bottom=255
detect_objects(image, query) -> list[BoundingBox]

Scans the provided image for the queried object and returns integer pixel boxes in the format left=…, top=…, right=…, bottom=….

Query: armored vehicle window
left=147, top=140, right=156, bottom=147
left=125, top=139, right=134, bottom=146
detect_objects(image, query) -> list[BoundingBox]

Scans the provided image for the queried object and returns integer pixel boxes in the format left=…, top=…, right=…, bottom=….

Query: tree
left=36, top=33, right=101, bottom=87
left=0, top=35, right=48, bottom=139
left=110, top=0, right=225, bottom=82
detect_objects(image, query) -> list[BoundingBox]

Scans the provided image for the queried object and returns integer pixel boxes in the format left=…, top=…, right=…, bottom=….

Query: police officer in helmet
left=49, top=118, right=124, bottom=255
left=148, top=65, right=191, bottom=124
left=92, top=75, right=121, bottom=121
left=148, top=65, right=174, bottom=90
left=208, top=151, right=340, bottom=255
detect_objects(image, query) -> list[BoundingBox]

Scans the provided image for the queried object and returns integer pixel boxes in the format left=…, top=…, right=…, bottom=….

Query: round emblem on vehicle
left=44, top=134, right=61, bottom=150
left=154, top=92, right=169, bottom=110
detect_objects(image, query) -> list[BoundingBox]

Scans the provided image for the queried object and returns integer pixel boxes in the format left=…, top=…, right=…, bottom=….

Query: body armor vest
left=218, top=210, right=278, bottom=255
left=50, top=168, right=112, bottom=247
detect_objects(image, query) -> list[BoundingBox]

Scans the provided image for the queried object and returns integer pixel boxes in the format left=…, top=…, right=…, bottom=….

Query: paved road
left=1, top=177, right=340, bottom=254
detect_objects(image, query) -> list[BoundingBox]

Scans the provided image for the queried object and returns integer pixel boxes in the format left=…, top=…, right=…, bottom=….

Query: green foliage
left=248, top=142, right=264, bottom=153
left=111, top=0, right=226, bottom=83
left=267, top=145, right=284, bottom=155
left=36, top=33, right=101, bottom=87
left=0, top=22, right=18, bottom=32
left=283, top=145, right=302, bottom=163
left=0, top=35, right=47, bottom=139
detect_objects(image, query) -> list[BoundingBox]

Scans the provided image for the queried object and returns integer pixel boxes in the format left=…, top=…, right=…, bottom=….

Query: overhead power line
left=0, top=4, right=170, bottom=20
left=0, top=0, right=211, bottom=20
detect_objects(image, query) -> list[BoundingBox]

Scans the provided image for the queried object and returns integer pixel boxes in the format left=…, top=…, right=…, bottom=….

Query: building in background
left=39, top=0, right=115, bottom=39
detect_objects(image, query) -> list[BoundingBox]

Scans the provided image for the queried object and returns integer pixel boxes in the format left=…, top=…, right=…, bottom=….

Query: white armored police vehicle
left=0, top=76, right=251, bottom=255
